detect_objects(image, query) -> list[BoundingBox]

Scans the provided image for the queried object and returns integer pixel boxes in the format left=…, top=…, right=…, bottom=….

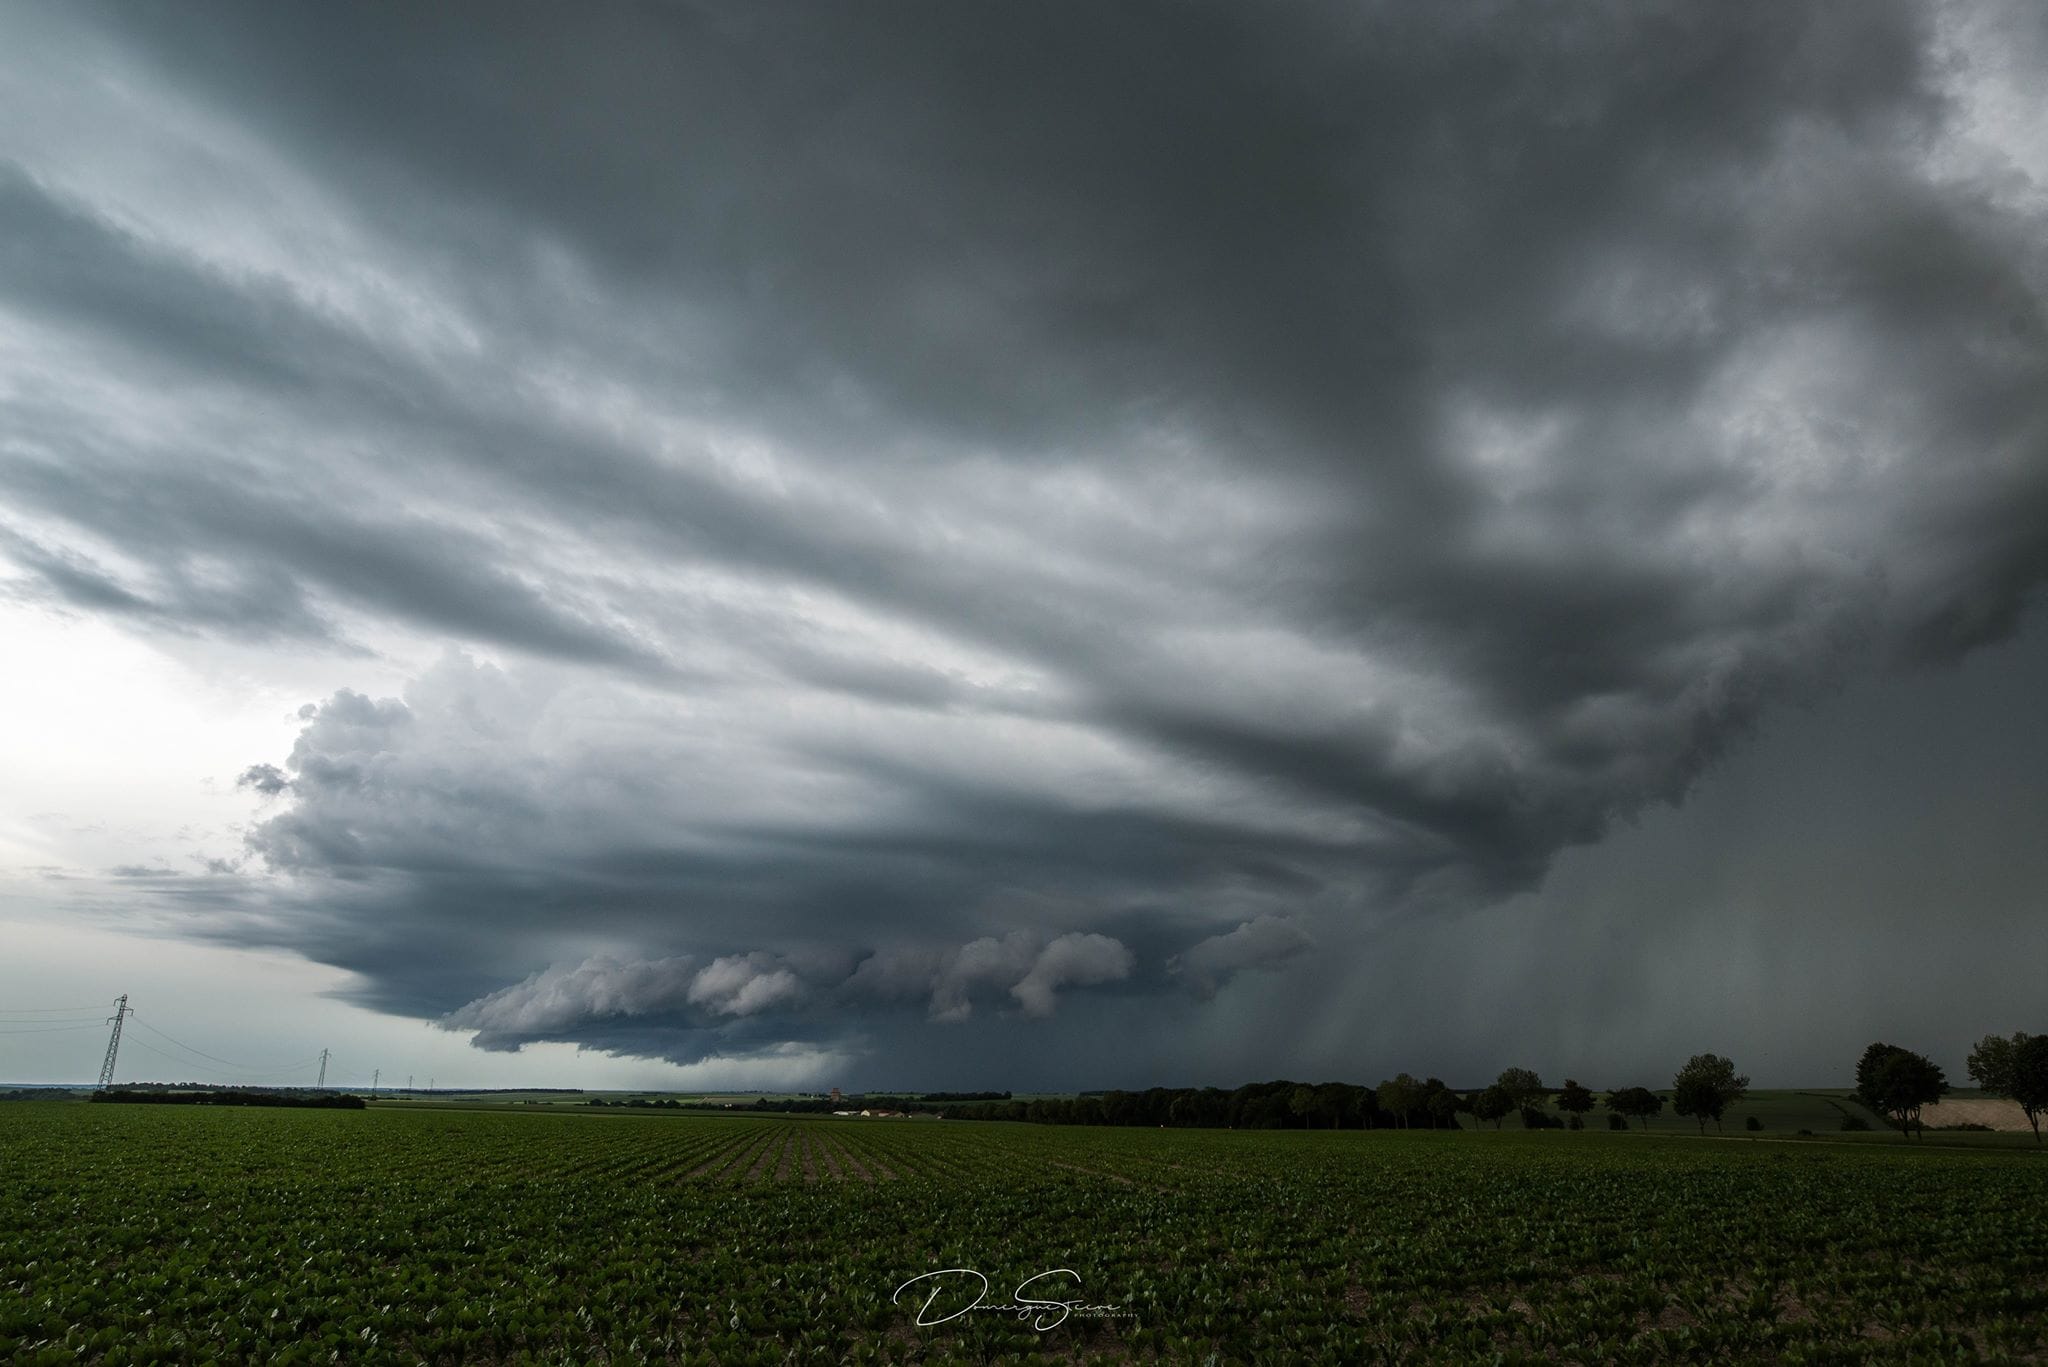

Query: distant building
left=829, top=1087, right=842, bottom=1104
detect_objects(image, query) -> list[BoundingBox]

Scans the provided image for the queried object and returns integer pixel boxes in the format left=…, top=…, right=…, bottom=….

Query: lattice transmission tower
left=97, top=994, right=131, bottom=1089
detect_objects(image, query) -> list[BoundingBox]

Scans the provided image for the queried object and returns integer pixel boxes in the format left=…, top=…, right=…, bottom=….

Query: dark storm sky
left=2, top=1, right=2044, bottom=1088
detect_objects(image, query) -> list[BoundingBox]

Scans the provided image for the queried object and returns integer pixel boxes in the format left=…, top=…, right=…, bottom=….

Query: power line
left=7, top=996, right=380, bottom=1091
left=116, top=1036, right=262, bottom=1081
left=124, top=1037, right=319, bottom=1082
left=128, top=1016, right=322, bottom=1075
left=115, top=1036, right=322, bottom=1083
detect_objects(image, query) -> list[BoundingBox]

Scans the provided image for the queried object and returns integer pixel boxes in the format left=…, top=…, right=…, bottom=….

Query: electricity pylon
left=316, top=1049, right=329, bottom=1089
left=97, top=995, right=131, bottom=1089
left=371, top=1069, right=379, bottom=1095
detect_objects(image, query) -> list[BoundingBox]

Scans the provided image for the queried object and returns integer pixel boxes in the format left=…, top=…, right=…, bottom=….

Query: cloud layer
left=3, top=2, right=2045, bottom=1081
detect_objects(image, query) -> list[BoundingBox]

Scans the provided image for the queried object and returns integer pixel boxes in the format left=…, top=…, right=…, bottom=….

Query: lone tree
left=1605, top=1086, right=1664, bottom=1130
left=1856, top=1044, right=1947, bottom=1141
left=1968, top=1032, right=2048, bottom=1144
left=1672, top=1054, right=1748, bottom=1134
left=1472, top=1085, right=1514, bottom=1130
left=1555, top=1079, right=1596, bottom=1125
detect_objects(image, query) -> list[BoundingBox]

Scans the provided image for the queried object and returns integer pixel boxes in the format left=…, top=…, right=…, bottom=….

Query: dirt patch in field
left=813, top=1133, right=846, bottom=1181
left=1919, top=1098, right=2034, bottom=1132
left=1774, top=1291, right=1816, bottom=1324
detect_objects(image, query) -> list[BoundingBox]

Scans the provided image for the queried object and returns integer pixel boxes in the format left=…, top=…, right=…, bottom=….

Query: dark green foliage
left=1745, top=1116, right=1763, bottom=1132
left=1494, top=1067, right=1546, bottom=1111
left=1856, top=1043, right=1948, bottom=1140
left=1608, top=1113, right=1631, bottom=1131
left=1672, top=1055, right=1748, bottom=1134
left=1854, top=1042, right=1899, bottom=1115
left=5, top=1102, right=2048, bottom=1363
left=591, top=1090, right=1012, bottom=1115
left=90, top=1088, right=365, bottom=1109
left=1471, top=1085, right=1515, bottom=1129
left=1604, top=1086, right=1664, bottom=1129
left=1968, top=1031, right=2048, bottom=1143
left=1377, top=1073, right=1423, bottom=1128
left=1554, top=1079, right=1596, bottom=1117
left=1421, top=1078, right=1465, bottom=1130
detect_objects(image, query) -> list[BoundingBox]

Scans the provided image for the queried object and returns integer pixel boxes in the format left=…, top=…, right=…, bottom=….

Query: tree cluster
left=1854, top=1042, right=1948, bottom=1140
left=1967, top=1032, right=2048, bottom=1144
left=1604, top=1086, right=1664, bottom=1128
left=1373, top=1073, right=1468, bottom=1129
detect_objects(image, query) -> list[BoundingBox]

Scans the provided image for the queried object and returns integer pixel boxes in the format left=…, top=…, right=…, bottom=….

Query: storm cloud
left=3, top=2, right=2045, bottom=1084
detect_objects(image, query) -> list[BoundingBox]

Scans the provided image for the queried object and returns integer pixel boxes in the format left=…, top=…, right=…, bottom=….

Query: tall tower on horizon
left=96, top=995, right=130, bottom=1090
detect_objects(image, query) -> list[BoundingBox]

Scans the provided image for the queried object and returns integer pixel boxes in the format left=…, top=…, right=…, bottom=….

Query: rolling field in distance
left=3, top=1100, right=2046, bottom=1364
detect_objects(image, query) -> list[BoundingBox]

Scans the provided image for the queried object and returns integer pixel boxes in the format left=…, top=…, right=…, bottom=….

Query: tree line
left=924, top=1030, right=2046, bottom=1143
left=587, top=1090, right=1011, bottom=1114
left=89, top=1088, right=367, bottom=1109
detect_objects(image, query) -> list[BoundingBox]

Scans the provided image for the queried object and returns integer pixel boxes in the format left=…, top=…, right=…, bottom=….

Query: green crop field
left=3, top=1102, right=2045, bottom=1364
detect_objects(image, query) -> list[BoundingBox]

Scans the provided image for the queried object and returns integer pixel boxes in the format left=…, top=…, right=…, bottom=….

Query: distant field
left=3, top=1102, right=2045, bottom=1363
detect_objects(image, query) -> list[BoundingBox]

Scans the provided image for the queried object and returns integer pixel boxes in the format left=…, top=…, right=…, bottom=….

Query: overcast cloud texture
left=3, top=1, right=2045, bottom=1088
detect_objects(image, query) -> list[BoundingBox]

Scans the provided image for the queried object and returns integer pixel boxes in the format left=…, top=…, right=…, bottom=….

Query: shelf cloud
left=4, top=1, right=2045, bottom=1084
